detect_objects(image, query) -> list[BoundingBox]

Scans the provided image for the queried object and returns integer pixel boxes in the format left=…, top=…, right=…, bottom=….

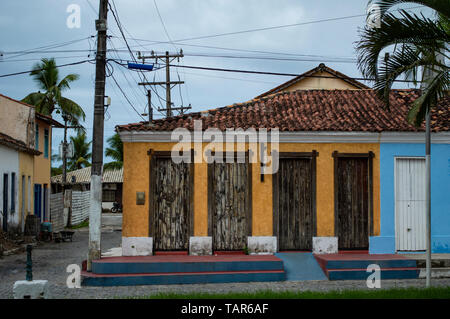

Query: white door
left=395, top=158, right=426, bottom=251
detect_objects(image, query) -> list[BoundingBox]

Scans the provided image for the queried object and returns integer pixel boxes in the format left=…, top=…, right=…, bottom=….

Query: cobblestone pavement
left=1, top=229, right=449, bottom=299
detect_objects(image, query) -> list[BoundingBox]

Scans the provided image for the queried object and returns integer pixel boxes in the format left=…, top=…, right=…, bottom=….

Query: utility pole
left=137, top=50, right=191, bottom=117
left=62, top=116, right=68, bottom=187
left=165, top=52, right=172, bottom=117
left=147, top=90, right=152, bottom=122
left=88, top=0, right=108, bottom=271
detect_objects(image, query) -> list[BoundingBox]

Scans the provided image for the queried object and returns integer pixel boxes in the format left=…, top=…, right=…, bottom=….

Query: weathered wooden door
left=395, top=158, right=426, bottom=251
left=334, top=153, right=373, bottom=250
left=273, top=153, right=317, bottom=250
left=208, top=156, right=251, bottom=251
left=150, top=154, right=193, bottom=251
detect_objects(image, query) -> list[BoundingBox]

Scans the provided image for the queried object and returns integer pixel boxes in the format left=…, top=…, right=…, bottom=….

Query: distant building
left=0, top=93, right=62, bottom=232
left=51, top=167, right=123, bottom=210
left=33, top=112, right=64, bottom=221
left=255, top=63, right=370, bottom=99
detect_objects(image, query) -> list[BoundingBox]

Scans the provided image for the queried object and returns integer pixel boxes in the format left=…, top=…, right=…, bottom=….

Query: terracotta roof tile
left=0, top=132, right=41, bottom=155
left=116, top=89, right=450, bottom=133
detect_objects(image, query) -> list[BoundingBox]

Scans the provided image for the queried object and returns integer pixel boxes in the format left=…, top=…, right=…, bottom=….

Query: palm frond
left=408, top=68, right=449, bottom=125
left=105, top=133, right=123, bottom=164
left=357, top=10, right=449, bottom=80
left=368, top=0, right=450, bottom=18
left=104, top=161, right=123, bottom=170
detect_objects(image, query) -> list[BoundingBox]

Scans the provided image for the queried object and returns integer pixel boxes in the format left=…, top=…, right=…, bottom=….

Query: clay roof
left=51, top=167, right=123, bottom=184
left=0, top=132, right=41, bottom=155
left=36, top=112, right=64, bottom=128
left=116, top=89, right=450, bottom=133
left=254, top=63, right=370, bottom=99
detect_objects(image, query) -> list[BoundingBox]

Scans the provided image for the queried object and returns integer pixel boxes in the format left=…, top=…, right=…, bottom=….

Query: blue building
left=370, top=134, right=450, bottom=254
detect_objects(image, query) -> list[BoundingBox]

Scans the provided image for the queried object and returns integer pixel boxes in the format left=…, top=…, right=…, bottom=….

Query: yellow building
left=0, top=94, right=40, bottom=232
left=117, top=65, right=439, bottom=256
left=117, top=85, right=433, bottom=258
left=0, top=93, right=63, bottom=232
left=33, top=113, right=63, bottom=221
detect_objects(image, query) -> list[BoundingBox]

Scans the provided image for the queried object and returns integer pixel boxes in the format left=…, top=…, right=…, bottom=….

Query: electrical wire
left=0, top=59, right=95, bottom=78
left=116, top=5, right=425, bottom=45
left=166, top=63, right=422, bottom=83
left=110, top=72, right=146, bottom=121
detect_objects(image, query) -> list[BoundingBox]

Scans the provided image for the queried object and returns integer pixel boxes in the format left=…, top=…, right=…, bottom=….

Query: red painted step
left=154, top=251, right=188, bottom=256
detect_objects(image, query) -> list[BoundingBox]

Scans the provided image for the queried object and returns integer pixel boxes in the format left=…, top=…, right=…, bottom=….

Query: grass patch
left=68, top=219, right=89, bottom=229
left=132, top=287, right=450, bottom=299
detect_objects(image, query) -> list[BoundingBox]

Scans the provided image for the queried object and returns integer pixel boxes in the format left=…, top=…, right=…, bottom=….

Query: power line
left=110, top=72, right=146, bottom=121
left=152, top=0, right=187, bottom=111
left=109, top=0, right=165, bottom=117
left=181, top=53, right=356, bottom=63
left=0, top=55, right=93, bottom=63
left=0, top=59, right=94, bottom=78
left=1, top=37, right=93, bottom=59
left=118, top=5, right=425, bottom=45
left=167, top=63, right=423, bottom=83
left=110, top=36, right=358, bottom=61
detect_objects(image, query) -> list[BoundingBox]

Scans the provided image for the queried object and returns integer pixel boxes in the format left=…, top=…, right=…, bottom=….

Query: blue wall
left=370, top=143, right=450, bottom=254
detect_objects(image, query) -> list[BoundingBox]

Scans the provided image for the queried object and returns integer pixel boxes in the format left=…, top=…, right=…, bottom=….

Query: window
left=35, top=123, right=39, bottom=150
left=10, top=173, right=15, bottom=212
left=44, top=128, right=49, bottom=158
left=102, top=190, right=116, bottom=202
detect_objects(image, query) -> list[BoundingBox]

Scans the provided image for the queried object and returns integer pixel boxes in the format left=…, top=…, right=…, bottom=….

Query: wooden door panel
left=336, top=157, right=369, bottom=249
left=209, top=160, right=251, bottom=251
left=276, top=158, right=314, bottom=250
left=152, top=158, right=192, bottom=250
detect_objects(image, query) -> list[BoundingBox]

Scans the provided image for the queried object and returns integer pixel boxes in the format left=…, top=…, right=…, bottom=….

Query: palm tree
left=51, top=154, right=63, bottom=176
left=104, top=133, right=123, bottom=170
left=356, top=0, right=449, bottom=126
left=68, top=132, right=92, bottom=171
left=22, top=58, right=86, bottom=129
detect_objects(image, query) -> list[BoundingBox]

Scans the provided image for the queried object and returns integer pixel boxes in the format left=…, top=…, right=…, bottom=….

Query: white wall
left=0, top=145, right=20, bottom=230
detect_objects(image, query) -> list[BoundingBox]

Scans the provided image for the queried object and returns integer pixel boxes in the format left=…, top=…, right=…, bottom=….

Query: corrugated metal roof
left=51, top=167, right=123, bottom=184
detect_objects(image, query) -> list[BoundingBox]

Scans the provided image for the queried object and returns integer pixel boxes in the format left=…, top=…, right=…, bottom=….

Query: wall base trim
left=122, top=237, right=153, bottom=256
left=313, top=237, right=338, bottom=254
left=189, top=236, right=212, bottom=256
left=247, top=236, right=277, bottom=255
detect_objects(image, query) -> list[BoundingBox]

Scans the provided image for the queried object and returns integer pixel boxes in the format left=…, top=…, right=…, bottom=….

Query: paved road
left=1, top=229, right=449, bottom=299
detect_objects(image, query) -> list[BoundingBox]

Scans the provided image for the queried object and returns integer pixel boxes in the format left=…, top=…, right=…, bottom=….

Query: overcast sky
left=0, top=0, right=429, bottom=164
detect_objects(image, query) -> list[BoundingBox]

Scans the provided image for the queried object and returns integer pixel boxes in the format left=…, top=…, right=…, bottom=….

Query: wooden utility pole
left=137, top=50, right=191, bottom=117
left=88, top=0, right=108, bottom=271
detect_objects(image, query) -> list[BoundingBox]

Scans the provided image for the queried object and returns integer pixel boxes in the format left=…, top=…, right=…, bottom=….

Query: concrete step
left=419, top=267, right=450, bottom=279
left=327, top=268, right=420, bottom=281
left=322, top=259, right=416, bottom=270
left=82, top=269, right=285, bottom=286
left=315, top=254, right=417, bottom=270
left=91, top=255, right=284, bottom=275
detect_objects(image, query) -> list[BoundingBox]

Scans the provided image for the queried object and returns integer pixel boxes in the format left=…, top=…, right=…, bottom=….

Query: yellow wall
left=280, top=71, right=360, bottom=91
left=122, top=142, right=380, bottom=239
left=33, top=118, right=51, bottom=186
left=18, top=152, right=34, bottom=221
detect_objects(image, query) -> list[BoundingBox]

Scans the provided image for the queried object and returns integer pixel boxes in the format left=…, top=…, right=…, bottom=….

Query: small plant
left=69, top=219, right=89, bottom=229
left=243, top=246, right=249, bottom=255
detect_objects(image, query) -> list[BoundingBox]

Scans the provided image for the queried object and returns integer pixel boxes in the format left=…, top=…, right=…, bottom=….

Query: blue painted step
left=92, top=256, right=283, bottom=274
left=327, top=268, right=420, bottom=281
left=324, top=259, right=416, bottom=270
left=275, top=253, right=327, bottom=281
left=82, top=270, right=285, bottom=286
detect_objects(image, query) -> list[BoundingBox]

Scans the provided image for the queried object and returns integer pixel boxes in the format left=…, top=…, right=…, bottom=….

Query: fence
left=71, top=190, right=90, bottom=225
left=50, top=193, right=64, bottom=232
left=50, top=190, right=90, bottom=229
